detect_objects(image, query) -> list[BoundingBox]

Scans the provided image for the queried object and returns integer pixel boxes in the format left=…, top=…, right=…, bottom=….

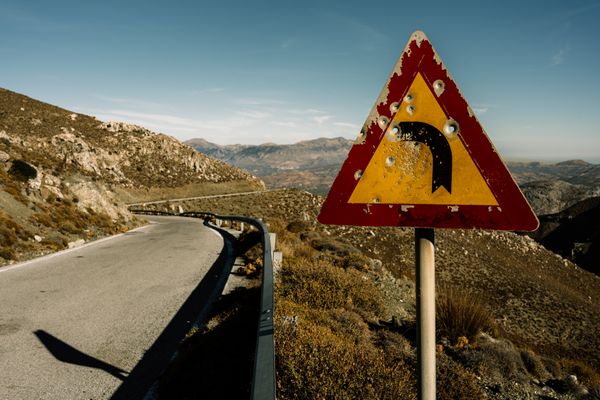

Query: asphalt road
left=0, top=216, right=231, bottom=399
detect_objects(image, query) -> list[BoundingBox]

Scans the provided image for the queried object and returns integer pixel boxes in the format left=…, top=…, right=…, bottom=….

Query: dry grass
left=3, top=180, right=29, bottom=204
left=0, top=247, right=16, bottom=260
left=275, top=300, right=416, bottom=400
left=437, top=353, right=486, bottom=400
left=141, top=190, right=600, bottom=398
left=436, top=287, right=498, bottom=345
left=279, top=256, right=385, bottom=316
left=0, top=211, right=32, bottom=260
left=29, top=200, right=120, bottom=237
left=561, top=359, right=600, bottom=387
left=270, top=217, right=419, bottom=399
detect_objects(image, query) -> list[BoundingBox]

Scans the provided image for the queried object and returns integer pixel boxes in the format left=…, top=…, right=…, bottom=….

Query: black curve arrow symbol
left=398, top=121, right=452, bottom=193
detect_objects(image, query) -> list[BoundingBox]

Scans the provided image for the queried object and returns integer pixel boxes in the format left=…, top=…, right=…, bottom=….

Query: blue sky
left=1, top=0, right=599, bottom=162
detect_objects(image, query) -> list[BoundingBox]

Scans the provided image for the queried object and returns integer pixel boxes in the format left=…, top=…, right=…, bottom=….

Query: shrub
left=341, top=252, right=371, bottom=271
left=41, top=236, right=67, bottom=251
left=31, top=212, right=53, bottom=227
left=0, top=247, right=16, bottom=260
left=561, top=359, right=600, bottom=387
left=275, top=301, right=416, bottom=400
left=436, top=287, right=497, bottom=344
left=279, top=257, right=385, bottom=316
left=60, top=221, right=81, bottom=234
left=3, top=181, right=28, bottom=203
left=310, top=237, right=361, bottom=257
left=286, top=220, right=312, bottom=233
left=0, top=226, right=17, bottom=246
left=437, top=353, right=485, bottom=400
left=520, top=349, right=550, bottom=379
left=86, top=207, right=113, bottom=229
left=450, top=333, right=530, bottom=383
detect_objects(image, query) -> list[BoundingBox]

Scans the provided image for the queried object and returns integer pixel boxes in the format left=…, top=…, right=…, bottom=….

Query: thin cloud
left=289, top=108, right=328, bottom=115
left=564, top=2, right=600, bottom=18
left=333, top=122, right=359, bottom=129
left=313, top=115, right=333, bottom=124
left=325, top=13, right=389, bottom=51
left=90, top=94, right=169, bottom=110
left=185, top=87, right=225, bottom=95
left=471, top=102, right=499, bottom=115
left=87, top=108, right=264, bottom=136
left=233, top=97, right=287, bottom=106
left=472, top=107, right=489, bottom=115
left=281, top=38, right=296, bottom=49
left=0, top=4, right=73, bottom=32
left=271, top=121, right=299, bottom=128
left=551, top=45, right=570, bottom=65
left=237, top=110, right=271, bottom=119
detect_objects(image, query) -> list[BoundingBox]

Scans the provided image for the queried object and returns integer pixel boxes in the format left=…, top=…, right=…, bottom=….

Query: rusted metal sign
left=319, top=31, right=538, bottom=231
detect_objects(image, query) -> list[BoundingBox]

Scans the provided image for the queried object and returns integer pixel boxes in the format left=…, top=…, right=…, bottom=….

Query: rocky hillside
left=0, top=87, right=263, bottom=266
left=531, top=197, right=600, bottom=275
left=513, top=160, right=600, bottom=215
left=520, top=180, right=600, bottom=215
left=185, top=137, right=352, bottom=195
left=509, top=160, right=600, bottom=186
left=186, top=138, right=600, bottom=209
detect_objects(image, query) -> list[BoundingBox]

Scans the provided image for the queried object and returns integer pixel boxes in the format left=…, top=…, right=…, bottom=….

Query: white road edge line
left=208, top=227, right=222, bottom=239
left=0, top=223, right=155, bottom=274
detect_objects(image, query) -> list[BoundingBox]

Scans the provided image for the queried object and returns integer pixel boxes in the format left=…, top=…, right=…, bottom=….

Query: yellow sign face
left=349, top=73, right=499, bottom=206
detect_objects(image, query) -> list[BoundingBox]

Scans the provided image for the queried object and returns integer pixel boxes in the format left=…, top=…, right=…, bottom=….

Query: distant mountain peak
left=556, top=159, right=591, bottom=166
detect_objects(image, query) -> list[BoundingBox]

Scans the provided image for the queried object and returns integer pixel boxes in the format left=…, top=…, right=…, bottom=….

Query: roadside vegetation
left=142, top=189, right=600, bottom=399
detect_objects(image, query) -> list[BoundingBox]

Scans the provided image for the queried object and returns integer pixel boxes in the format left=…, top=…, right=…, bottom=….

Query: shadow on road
left=109, top=221, right=238, bottom=400
left=33, top=330, right=128, bottom=380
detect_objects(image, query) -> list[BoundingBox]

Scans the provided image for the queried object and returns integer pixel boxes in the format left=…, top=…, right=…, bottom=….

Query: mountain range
left=185, top=137, right=600, bottom=214
left=186, top=137, right=600, bottom=275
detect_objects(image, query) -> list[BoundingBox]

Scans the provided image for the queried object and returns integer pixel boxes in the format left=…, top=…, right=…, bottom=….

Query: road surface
left=0, top=216, right=232, bottom=399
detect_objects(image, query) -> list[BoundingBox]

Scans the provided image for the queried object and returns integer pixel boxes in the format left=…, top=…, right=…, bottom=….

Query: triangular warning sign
left=319, top=31, right=538, bottom=231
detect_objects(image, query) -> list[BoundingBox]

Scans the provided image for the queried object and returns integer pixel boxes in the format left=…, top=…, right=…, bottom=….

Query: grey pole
left=415, top=228, right=436, bottom=400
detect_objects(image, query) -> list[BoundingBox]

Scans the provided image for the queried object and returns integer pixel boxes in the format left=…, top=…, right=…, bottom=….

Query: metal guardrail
left=128, top=208, right=276, bottom=400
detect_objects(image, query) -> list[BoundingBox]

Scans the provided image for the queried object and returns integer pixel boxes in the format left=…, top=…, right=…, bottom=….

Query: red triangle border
left=318, top=32, right=539, bottom=231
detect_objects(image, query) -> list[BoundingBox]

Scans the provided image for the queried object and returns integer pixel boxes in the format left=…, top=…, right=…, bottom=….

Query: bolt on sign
left=319, top=31, right=538, bottom=231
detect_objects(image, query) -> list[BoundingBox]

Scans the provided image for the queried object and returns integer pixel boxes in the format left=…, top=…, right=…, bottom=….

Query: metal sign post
left=415, top=228, right=435, bottom=400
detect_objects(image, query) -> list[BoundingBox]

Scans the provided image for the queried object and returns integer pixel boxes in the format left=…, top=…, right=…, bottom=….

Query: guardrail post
left=269, top=233, right=276, bottom=259
left=273, top=252, right=282, bottom=276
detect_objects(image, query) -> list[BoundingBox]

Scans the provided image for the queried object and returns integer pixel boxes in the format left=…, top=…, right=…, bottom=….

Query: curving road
left=0, top=216, right=232, bottom=399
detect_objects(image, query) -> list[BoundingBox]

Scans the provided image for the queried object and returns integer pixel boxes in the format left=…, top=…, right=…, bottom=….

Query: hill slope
left=0, top=88, right=262, bottom=265
left=141, top=189, right=600, bottom=399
